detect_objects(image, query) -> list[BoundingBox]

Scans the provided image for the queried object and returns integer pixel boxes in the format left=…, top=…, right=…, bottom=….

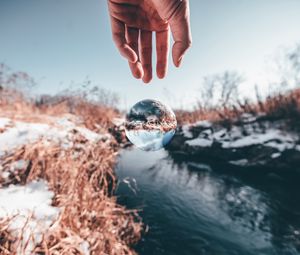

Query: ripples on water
left=115, top=148, right=300, bottom=255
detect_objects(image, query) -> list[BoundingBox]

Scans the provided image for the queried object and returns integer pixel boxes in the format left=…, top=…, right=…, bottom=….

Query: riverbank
left=0, top=89, right=142, bottom=254
left=168, top=89, right=300, bottom=179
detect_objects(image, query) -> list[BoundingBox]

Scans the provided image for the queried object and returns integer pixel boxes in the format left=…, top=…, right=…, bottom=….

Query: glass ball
left=125, top=99, right=177, bottom=151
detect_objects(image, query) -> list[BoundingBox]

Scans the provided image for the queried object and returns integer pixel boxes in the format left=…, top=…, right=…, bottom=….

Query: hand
left=107, top=0, right=192, bottom=83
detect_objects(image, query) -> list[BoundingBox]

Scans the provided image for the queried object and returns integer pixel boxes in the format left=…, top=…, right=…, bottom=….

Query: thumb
left=168, top=0, right=192, bottom=67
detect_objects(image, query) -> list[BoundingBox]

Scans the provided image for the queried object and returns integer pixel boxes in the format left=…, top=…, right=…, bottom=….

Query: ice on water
left=125, top=99, right=177, bottom=151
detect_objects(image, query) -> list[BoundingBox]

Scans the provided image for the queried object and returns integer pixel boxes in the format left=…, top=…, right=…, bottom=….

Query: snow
left=76, top=126, right=99, bottom=140
left=80, top=241, right=90, bottom=255
left=0, top=121, right=51, bottom=156
left=221, top=129, right=296, bottom=149
left=240, top=113, right=257, bottom=123
left=0, top=117, right=11, bottom=129
left=185, top=137, right=213, bottom=147
left=229, top=159, right=249, bottom=166
left=54, top=117, right=106, bottom=142
left=0, top=117, right=106, bottom=156
left=0, top=180, right=59, bottom=255
left=264, top=141, right=294, bottom=152
left=184, top=122, right=298, bottom=153
left=193, top=120, right=212, bottom=128
left=182, top=125, right=193, bottom=138
left=1, top=171, right=9, bottom=179
left=111, top=117, right=124, bottom=127
left=10, top=159, right=28, bottom=170
left=271, top=153, right=281, bottom=159
left=182, top=121, right=212, bottom=139
left=0, top=116, right=104, bottom=254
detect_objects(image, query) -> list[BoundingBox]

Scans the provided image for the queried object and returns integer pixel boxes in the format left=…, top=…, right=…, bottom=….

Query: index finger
left=109, top=15, right=138, bottom=63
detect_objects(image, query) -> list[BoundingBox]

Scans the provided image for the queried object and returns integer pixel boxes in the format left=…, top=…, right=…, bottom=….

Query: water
left=125, top=99, right=176, bottom=151
left=115, top=148, right=300, bottom=255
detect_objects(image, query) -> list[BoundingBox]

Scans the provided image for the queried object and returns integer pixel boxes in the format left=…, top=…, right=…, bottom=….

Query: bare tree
left=273, top=44, right=300, bottom=92
left=286, top=44, right=300, bottom=87
left=0, top=63, right=36, bottom=90
left=199, top=71, right=243, bottom=109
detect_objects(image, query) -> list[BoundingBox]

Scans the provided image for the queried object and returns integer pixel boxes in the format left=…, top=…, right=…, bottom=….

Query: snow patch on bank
left=186, top=137, right=213, bottom=147
left=183, top=120, right=299, bottom=152
left=0, top=180, right=59, bottom=255
left=0, top=117, right=107, bottom=157
left=221, top=129, right=296, bottom=149
left=182, top=125, right=193, bottom=138
left=0, top=117, right=11, bottom=129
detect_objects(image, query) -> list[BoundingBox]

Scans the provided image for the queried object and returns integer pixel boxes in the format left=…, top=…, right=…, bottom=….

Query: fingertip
left=143, top=80, right=151, bottom=84
left=142, top=75, right=152, bottom=84
left=172, top=40, right=191, bottom=67
left=133, top=70, right=143, bottom=79
left=157, top=69, right=166, bottom=79
left=157, top=73, right=165, bottom=79
left=134, top=63, right=144, bottom=79
left=124, top=44, right=138, bottom=63
left=129, top=62, right=144, bottom=79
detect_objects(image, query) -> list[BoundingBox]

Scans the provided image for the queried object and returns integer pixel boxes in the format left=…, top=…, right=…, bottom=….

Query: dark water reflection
left=115, top=148, right=300, bottom=255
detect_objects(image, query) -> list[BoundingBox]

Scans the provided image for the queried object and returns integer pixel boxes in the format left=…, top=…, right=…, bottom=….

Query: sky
left=1, top=0, right=300, bottom=109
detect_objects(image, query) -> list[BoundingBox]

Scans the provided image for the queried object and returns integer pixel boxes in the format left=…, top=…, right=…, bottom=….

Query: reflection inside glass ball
left=125, top=99, right=177, bottom=151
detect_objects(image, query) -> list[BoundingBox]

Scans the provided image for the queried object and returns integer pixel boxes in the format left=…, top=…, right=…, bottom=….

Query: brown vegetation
left=0, top=87, right=143, bottom=254
left=175, top=88, right=300, bottom=129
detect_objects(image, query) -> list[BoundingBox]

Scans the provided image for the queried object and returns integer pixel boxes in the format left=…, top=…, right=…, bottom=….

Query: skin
left=107, top=0, right=192, bottom=83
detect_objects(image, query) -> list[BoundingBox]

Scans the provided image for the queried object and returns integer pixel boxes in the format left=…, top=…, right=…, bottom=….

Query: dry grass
left=0, top=216, right=17, bottom=254
left=36, top=96, right=119, bottom=133
left=0, top=88, right=119, bottom=133
left=0, top=88, right=143, bottom=254
left=175, top=88, right=300, bottom=128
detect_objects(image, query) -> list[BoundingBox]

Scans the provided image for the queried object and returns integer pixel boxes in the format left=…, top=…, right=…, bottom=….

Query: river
left=115, top=148, right=300, bottom=255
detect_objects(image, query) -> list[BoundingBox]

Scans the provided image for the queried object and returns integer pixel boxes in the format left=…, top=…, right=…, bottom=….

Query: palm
left=113, top=0, right=168, bottom=32
left=108, top=0, right=191, bottom=83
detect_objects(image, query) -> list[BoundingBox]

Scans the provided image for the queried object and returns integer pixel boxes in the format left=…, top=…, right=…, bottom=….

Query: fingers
left=140, top=30, right=153, bottom=83
left=167, top=0, right=192, bottom=67
left=126, top=27, right=143, bottom=79
left=109, top=15, right=138, bottom=63
left=156, top=29, right=169, bottom=79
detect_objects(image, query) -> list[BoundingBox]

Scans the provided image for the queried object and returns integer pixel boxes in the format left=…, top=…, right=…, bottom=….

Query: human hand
left=107, top=0, right=192, bottom=83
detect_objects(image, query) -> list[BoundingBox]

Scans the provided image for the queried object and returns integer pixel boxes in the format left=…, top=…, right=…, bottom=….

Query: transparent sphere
left=125, top=99, right=177, bottom=151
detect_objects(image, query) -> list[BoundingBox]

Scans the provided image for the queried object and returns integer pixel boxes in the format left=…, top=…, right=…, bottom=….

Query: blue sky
left=1, top=0, right=300, bottom=109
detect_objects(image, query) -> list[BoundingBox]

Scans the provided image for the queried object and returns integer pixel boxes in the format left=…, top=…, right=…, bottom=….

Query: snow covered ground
left=0, top=115, right=107, bottom=254
left=0, top=181, right=59, bottom=255
left=182, top=120, right=300, bottom=152
left=167, top=116, right=300, bottom=169
left=0, top=116, right=109, bottom=157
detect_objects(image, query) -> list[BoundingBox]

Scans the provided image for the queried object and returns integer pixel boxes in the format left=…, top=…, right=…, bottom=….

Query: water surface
left=115, top=148, right=300, bottom=255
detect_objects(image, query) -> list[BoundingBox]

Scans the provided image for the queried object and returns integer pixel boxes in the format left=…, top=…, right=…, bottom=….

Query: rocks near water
left=167, top=115, right=300, bottom=174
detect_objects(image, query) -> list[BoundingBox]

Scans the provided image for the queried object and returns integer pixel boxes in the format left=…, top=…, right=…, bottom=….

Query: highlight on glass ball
left=125, top=99, right=177, bottom=151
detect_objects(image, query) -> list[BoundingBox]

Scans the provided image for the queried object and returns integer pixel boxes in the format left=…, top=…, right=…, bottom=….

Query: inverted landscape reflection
left=125, top=99, right=177, bottom=151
